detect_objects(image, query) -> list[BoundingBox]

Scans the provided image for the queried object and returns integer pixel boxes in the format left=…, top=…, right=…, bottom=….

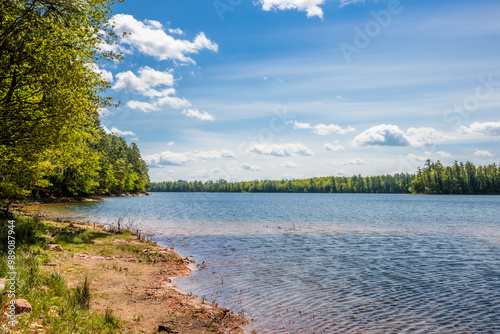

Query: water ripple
left=29, top=193, right=500, bottom=333
left=173, top=232, right=500, bottom=334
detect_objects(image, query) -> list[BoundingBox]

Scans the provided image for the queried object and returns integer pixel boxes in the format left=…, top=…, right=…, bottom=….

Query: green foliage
left=0, top=0, right=122, bottom=200
left=94, top=133, right=150, bottom=195
left=38, top=131, right=150, bottom=197
left=0, top=0, right=150, bottom=209
left=150, top=173, right=414, bottom=194
left=409, top=160, right=500, bottom=194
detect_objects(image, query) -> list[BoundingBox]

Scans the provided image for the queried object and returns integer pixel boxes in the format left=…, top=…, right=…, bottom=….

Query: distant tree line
left=150, top=173, right=414, bottom=194
left=409, top=160, right=500, bottom=194
left=150, top=160, right=500, bottom=195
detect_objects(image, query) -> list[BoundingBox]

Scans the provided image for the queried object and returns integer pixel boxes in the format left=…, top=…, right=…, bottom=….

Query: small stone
left=14, top=299, right=32, bottom=314
left=0, top=278, right=6, bottom=292
left=44, top=244, right=63, bottom=252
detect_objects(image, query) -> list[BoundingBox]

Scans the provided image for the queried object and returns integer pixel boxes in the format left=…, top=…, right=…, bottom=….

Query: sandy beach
left=11, top=204, right=248, bottom=334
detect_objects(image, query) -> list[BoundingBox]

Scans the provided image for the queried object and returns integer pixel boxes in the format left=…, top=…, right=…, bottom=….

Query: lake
left=30, top=193, right=500, bottom=333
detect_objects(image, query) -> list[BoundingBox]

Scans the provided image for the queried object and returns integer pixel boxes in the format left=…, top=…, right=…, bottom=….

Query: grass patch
left=104, top=308, right=120, bottom=329
left=47, top=271, right=67, bottom=296
left=71, top=276, right=91, bottom=310
left=0, top=215, right=131, bottom=333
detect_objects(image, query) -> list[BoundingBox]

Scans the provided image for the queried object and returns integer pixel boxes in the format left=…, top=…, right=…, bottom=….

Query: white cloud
left=167, top=141, right=175, bottom=146
left=113, top=67, right=174, bottom=93
left=339, top=0, right=364, bottom=7
left=195, top=150, right=235, bottom=160
left=354, top=124, right=453, bottom=147
left=182, top=108, right=215, bottom=121
left=147, top=151, right=190, bottom=166
left=168, top=27, right=184, bottom=35
left=98, top=108, right=112, bottom=117
left=406, top=154, right=428, bottom=162
left=144, top=19, right=163, bottom=29
left=157, top=96, right=192, bottom=109
left=258, top=0, right=326, bottom=18
left=145, top=149, right=235, bottom=167
left=282, top=161, right=300, bottom=169
left=290, top=121, right=355, bottom=135
left=290, top=121, right=312, bottom=130
left=110, top=14, right=218, bottom=63
left=258, top=0, right=368, bottom=18
left=126, top=100, right=157, bottom=112
left=435, top=151, right=453, bottom=159
left=407, top=127, right=454, bottom=147
left=353, top=124, right=410, bottom=147
left=86, top=63, right=113, bottom=82
left=475, top=150, right=493, bottom=157
left=344, top=158, right=367, bottom=166
left=324, top=141, right=345, bottom=151
left=314, top=123, right=355, bottom=135
left=459, top=121, right=500, bottom=137
left=143, top=88, right=177, bottom=98
left=102, top=125, right=136, bottom=137
left=241, top=163, right=263, bottom=171
left=249, top=143, right=314, bottom=157
left=113, top=67, right=198, bottom=112
left=406, top=151, right=453, bottom=163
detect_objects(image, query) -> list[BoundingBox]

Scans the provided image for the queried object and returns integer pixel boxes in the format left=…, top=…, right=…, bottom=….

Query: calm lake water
left=31, top=193, right=500, bottom=333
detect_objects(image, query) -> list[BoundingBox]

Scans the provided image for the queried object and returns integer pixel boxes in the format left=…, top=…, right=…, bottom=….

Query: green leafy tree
left=0, top=0, right=119, bottom=199
left=0, top=0, right=122, bottom=211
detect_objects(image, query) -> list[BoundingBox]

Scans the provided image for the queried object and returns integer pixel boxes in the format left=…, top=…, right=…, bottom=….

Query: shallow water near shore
left=29, top=193, right=500, bottom=333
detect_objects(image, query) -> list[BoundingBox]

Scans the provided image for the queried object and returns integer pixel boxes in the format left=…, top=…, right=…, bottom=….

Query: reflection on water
left=27, top=193, right=500, bottom=333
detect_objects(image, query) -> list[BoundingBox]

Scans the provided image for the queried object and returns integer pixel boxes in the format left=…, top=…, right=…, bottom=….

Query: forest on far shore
left=150, top=160, right=500, bottom=195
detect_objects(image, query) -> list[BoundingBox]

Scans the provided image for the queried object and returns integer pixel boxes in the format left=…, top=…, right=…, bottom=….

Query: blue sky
left=96, top=0, right=500, bottom=182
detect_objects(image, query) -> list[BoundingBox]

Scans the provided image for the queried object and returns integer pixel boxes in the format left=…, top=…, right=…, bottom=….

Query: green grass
left=104, top=308, right=120, bottom=329
left=72, top=276, right=91, bottom=310
left=0, top=215, right=130, bottom=333
left=46, top=271, right=66, bottom=296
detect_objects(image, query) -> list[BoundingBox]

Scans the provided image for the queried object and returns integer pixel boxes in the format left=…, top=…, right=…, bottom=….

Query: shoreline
left=11, top=204, right=248, bottom=333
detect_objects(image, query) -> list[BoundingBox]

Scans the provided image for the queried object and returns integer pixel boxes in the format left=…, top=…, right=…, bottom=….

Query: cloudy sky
left=97, top=0, right=500, bottom=182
